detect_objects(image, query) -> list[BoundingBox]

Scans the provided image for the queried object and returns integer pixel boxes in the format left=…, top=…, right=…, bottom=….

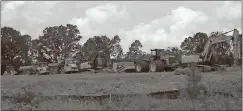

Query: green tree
left=110, top=35, right=123, bottom=60
left=125, top=40, right=143, bottom=59
left=30, top=39, right=40, bottom=63
left=165, top=47, right=184, bottom=62
left=80, top=35, right=123, bottom=67
left=1, top=27, right=28, bottom=74
left=180, top=32, right=208, bottom=55
left=20, top=34, right=32, bottom=65
left=30, top=39, right=52, bottom=63
left=38, top=24, right=82, bottom=63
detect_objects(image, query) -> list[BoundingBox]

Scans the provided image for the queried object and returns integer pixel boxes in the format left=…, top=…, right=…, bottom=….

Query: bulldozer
left=134, top=49, right=179, bottom=72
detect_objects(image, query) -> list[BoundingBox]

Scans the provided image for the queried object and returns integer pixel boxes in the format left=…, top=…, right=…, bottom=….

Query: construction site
left=1, top=27, right=242, bottom=110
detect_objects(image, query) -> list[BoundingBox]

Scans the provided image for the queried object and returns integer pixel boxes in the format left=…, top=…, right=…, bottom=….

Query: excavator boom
left=201, top=35, right=233, bottom=62
left=200, top=29, right=240, bottom=65
left=210, top=35, right=233, bottom=44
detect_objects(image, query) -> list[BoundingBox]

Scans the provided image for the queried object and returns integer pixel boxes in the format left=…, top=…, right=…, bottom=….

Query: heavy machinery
left=34, top=62, right=50, bottom=75
left=58, top=58, right=79, bottom=74
left=181, top=29, right=241, bottom=71
left=79, top=48, right=110, bottom=72
left=18, top=62, right=50, bottom=75
left=133, top=49, right=179, bottom=72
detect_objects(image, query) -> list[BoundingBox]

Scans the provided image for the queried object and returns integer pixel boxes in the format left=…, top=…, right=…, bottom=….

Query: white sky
left=1, top=1, right=242, bottom=52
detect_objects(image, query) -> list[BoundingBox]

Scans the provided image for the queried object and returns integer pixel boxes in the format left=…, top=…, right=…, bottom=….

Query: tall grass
left=181, top=62, right=206, bottom=110
left=1, top=65, right=242, bottom=110
left=2, top=92, right=241, bottom=110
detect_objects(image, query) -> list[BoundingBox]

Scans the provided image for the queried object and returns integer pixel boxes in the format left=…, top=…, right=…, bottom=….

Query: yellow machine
left=181, top=29, right=241, bottom=71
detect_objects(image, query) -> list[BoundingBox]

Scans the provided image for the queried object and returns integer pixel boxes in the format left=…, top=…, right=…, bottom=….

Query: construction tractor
left=134, top=49, right=179, bottom=72
left=180, top=29, right=241, bottom=71
left=58, top=58, right=79, bottom=74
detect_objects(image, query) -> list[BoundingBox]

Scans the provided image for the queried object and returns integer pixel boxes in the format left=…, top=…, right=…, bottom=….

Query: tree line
left=1, top=24, right=242, bottom=74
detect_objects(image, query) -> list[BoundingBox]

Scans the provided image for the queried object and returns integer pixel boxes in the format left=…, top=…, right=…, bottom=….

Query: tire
left=135, top=61, right=149, bottom=72
left=149, top=60, right=165, bottom=72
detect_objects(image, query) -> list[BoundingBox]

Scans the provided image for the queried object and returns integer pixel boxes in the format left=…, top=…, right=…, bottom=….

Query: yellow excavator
left=181, top=29, right=241, bottom=71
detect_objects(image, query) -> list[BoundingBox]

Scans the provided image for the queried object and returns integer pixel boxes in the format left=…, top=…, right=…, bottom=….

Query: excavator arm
left=200, top=29, right=240, bottom=66
left=201, top=35, right=233, bottom=62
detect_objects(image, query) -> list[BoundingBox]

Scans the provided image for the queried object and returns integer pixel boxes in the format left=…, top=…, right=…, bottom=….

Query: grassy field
left=1, top=69, right=242, bottom=110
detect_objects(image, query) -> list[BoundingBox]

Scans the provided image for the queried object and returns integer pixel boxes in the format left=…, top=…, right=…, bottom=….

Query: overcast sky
left=1, top=1, right=242, bottom=52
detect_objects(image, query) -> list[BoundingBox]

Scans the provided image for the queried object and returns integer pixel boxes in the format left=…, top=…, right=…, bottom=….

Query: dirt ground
left=1, top=69, right=242, bottom=110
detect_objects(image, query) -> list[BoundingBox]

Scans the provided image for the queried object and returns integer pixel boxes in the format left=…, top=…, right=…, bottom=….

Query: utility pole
left=232, top=29, right=240, bottom=67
